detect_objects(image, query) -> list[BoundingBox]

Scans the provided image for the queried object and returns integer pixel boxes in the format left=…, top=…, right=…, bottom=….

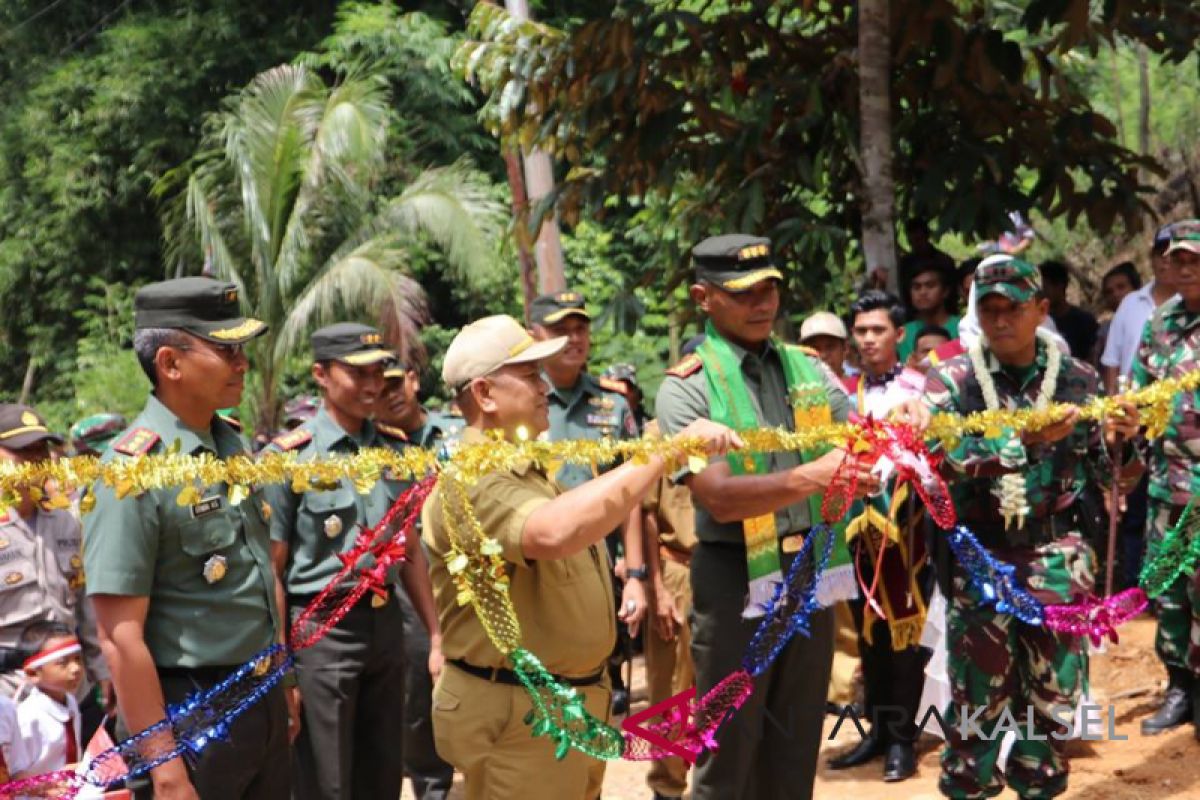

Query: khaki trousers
left=644, top=556, right=695, bottom=797
left=827, top=600, right=860, bottom=705
left=432, top=661, right=612, bottom=800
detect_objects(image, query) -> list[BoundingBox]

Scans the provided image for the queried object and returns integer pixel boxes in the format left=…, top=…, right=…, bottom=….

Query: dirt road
left=404, top=616, right=1199, bottom=799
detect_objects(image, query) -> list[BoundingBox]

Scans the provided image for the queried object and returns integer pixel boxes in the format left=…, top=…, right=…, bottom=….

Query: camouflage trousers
left=1146, top=503, right=1200, bottom=675
left=939, top=534, right=1094, bottom=800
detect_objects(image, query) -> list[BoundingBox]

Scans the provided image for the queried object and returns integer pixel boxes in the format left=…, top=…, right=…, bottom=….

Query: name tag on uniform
left=587, top=414, right=616, bottom=428
left=191, top=496, right=223, bottom=519
left=0, top=550, right=20, bottom=566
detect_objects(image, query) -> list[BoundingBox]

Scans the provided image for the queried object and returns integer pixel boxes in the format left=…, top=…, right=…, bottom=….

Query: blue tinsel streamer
left=80, top=644, right=294, bottom=790
left=741, top=524, right=834, bottom=677
left=946, top=525, right=1045, bottom=625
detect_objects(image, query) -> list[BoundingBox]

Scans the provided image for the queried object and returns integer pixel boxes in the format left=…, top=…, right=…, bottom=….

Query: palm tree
left=158, top=64, right=505, bottom=433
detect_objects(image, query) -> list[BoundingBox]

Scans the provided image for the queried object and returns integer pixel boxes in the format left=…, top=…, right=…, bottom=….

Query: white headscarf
left=961, top=254, right=1069, bottom=354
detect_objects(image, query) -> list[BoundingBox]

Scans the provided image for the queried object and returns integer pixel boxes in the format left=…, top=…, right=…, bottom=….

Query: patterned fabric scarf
left=697, top=322, right=854, bottom=617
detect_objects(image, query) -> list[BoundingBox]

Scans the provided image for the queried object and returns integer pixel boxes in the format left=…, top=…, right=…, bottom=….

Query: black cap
left=0, top=405, right=64, bottom=450
left=692, top=234, right=783, bottom=292
left=311, top=323, right=395, bottom=366
left=135, top=277, right=267, bottom=344
left=529, top=291, right=590, bottom=326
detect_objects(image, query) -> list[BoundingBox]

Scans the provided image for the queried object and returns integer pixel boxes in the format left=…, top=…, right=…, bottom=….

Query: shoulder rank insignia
left=376, top=423, right=409, bottom=442
left=597, top=377, right=627, bottom=395
left=112, top=427, right=161, bottom=457
left=928, top=339, right=966, bottom=367
left=272, top=428, right=313, bottom=451
left=665, top=353, right=703, bottom=379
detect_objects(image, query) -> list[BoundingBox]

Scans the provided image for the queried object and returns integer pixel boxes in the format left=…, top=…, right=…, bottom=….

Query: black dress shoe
left=1194, top=681, right=1200, bottom=742
left=612, top=689, right=630, bottom=716
left=882, top=742, right=916, bottom=782
left=1141, top=686, right=1191, bottom=735
left=827, top=733, right=884, bottom=769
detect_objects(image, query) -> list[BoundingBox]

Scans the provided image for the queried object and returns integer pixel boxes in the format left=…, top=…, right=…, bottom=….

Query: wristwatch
left=626, top=565, right=649, bottom=581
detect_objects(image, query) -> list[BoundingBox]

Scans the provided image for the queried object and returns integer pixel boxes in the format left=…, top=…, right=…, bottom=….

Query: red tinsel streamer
left=820, top=419, right=955, bottom=530
left=289, top=477, right=434, bottom=650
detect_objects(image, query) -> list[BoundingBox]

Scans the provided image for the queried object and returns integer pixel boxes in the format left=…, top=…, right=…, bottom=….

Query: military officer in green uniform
left=378, top=363, right=455, bottom=800
left=655, top=235, right=919, bottom=800
left=264, top=323, right=441, bottom=800
left=529, top=291, right=646, bottom=717
left=84, top=277, right=288, bottom=800
left=382, top=363, right=464, bottom=452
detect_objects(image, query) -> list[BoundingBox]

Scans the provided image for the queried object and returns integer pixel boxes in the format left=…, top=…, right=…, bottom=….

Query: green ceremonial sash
left=697, top=322, right=853, bottom=617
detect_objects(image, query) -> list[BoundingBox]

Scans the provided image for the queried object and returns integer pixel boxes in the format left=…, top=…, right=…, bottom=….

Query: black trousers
left=690, top=539, right=833, bottom=800
left=848, top=578, right=931, bottom=746
left=131, top=671, right=289, bottom=800
left=290, top=597, right=406, bottom=800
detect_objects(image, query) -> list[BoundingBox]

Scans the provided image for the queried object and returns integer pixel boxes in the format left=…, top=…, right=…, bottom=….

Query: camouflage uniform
left=925, top=336, right=1137, bottom=799
left=1131, top=294, right=1200, bottom=677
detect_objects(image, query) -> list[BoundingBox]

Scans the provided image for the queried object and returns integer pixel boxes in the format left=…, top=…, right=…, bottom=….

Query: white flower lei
left=968, top=328, right=1062, bottom=529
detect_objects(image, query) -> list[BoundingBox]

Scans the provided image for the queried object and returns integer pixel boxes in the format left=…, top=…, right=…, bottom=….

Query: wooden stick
left=1104, top=376, right=1129, bottom=598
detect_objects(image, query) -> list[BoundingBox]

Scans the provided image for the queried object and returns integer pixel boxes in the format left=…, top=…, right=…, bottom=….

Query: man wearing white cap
left=422, top=315, right=739, bottom=800
left=799, top=311, right=855, bottom=380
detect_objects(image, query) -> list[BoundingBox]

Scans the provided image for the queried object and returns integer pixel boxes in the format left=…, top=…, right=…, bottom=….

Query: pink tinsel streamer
left=1042, top=588, right=1148, bottom=647
left=623, top=669, right=755, bottom=762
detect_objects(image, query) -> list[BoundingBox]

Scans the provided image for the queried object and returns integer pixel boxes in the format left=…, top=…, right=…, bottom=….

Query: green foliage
left=67, top=281, right=149, bottom=428
left=455, top=0, right=1200, bottom=306
left=157, top=60, right=507, bottom=432
left=0, top=2, right=337, bottom=407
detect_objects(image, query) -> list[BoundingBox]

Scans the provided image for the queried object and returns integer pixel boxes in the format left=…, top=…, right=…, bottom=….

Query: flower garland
left=968, top=328, right=1062, bottom=529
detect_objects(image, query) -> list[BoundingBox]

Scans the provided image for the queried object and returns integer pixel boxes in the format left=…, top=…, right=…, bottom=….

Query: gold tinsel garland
left=1, top=368, right=1194, bottom=513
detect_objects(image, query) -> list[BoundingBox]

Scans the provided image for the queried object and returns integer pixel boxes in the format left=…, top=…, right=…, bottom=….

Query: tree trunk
left=503, top=148, right=539, bottom=321
left=18, top=359, right=35, bottom=406
left=1109, top=46, right=1127, bottom=147
left=1137, top=44, right=1151, bottom=156
left=504, top=0, right=567, bottom=294
left=858, top=0, right=897, bottom=292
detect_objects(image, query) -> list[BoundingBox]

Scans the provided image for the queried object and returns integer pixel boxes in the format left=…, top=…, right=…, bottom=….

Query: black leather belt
left=449, top=658, right=604, bottom=687
left=158, top=663, right=246, bottom=685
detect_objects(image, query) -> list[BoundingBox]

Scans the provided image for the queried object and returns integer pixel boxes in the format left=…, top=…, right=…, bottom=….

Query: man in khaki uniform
left=640, top=418, right=697, bottom=800
left=422, top=315, right=738, bottom=800
left=0, top=405, right=110, bottom=706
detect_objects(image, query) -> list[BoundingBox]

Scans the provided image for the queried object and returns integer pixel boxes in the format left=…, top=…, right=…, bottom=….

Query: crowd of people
left=0, top=219, right=1197, bottom=800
